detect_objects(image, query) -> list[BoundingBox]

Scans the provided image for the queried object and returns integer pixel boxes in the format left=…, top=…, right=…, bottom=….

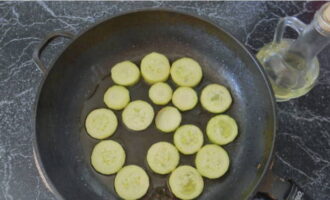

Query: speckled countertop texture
left=0, top=1, right=329, bottom=200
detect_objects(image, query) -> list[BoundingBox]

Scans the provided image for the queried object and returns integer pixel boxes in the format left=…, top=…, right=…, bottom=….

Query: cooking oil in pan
left=81, top=70, right=216, bottom=199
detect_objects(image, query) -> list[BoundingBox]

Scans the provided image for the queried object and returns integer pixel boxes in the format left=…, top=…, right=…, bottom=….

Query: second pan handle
left=33, top=32, right=74, bottom=74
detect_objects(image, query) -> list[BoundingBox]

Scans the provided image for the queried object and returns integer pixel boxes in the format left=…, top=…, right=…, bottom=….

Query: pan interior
left=36, top=11, right=275, bottom=200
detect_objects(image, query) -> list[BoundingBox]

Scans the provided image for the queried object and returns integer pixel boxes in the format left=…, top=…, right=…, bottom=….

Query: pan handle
left=257, top=167, right=312, bottom=200
left=33, top=32, right=74, bottom=74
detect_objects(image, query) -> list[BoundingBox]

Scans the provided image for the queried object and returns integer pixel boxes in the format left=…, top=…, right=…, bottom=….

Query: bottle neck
left=287, top=3, right=330, bottom=61
left=287, top=17, right=330, bottom=61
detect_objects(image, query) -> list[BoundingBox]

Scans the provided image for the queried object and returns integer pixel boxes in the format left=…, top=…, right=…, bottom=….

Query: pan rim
left=32, top=8, right=276, bottom=200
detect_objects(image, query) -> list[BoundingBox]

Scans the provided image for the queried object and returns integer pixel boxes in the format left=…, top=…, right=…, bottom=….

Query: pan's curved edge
left=32, top=8, right=277, bottom=200
left=218, top=14, right=277, bottom=200
left=32, top=144, right=64, bottom=200
left=199, top=10, right=277, bottom=198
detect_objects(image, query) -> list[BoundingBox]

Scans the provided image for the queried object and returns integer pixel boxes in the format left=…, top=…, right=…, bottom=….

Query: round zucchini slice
left=91, top=140, right=125, bottom=175
left=148, top=82, right=173, bottom=105
left=174, top=125, right=204, bottom=155
left=170, top=57, right=203, bottom=87
left=104, top=85, right=130, bottom=110
left=172, top=87, right=198, bottom=111
left=169, top=165, right=204, bottom=200
left=115, top=165, right=149, bottom=200
left=155, top=106, right=182, bottom=133
left=141, top=52, right=170, bottom=84
left=122, top=100, right=154, bottom=131
left=111, top=61, right=140, bottom=86
left=195, top=144, right=230, bottom=179
left=85, top=108, right=118, bottom=139
left=206, top=115, right=238, bottom=145
left=200, top=84, right=232, bottom=113
left=147, top=142, right=180, bottom=174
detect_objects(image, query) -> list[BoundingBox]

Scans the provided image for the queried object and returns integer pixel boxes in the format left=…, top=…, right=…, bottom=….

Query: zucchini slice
left=172, top=87, right=198, bottom=111
left=200, top=84, right=232, bottom=113
left=195, top=144, right=230, bottom=179
left=148, top=82, right=173, bottom=105
left=141, top=52, right=170, bottom=84
left=174, top=125, right=204, bottom=155
left=170, top=57, right=203, bottom=87
left=147, top=142, right=180, bottom=174
left=169, top=165, right=204, bottom=200
left=155, top=106, right=182, bottom=133
left=104, top=85, right=130, bottom=110
left=91, top=140, right=125, bottom=175
left=85, top=108, right=118, bottom=139
left=111, top=61, right=140, bottom=86
left=122, top=100, right=154, bottom=131
left=206, top=115, right=238, bottom=145
left=115, top=165, right=149, bottom=200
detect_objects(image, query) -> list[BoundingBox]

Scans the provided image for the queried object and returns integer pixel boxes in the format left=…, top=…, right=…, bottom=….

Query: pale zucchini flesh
left=85, top=108, right=118, bottom=139
left=147, top=142, right=180, bottom=174
left=206, top=115, right=238, bottom=145
left=91, top=140, right=125, bottom=175
left=115, top=165, right=149, bottom=200
left=174, top=125, right=204, bottom=155
left=169, top=165, right=204, bottom=200
left=148, top=82, right=173, bottom=105
left=141, top=52, right=170, bottom=84
left=172, top=87, right=198, bottom=111
left=104, top=85, right=130, bottom=110
left=111, top=61, right=140, bottom=86
left=195, top=144, right=230, bottom=179
left=200, top=84, right=232, bottom=113
left=155, top=106, right=182, bottom=133
left=122, top=100, right=154, bottom=131
left=86, top=53, right=237, bottom=198
left=170, top=57, right=203, bottom=87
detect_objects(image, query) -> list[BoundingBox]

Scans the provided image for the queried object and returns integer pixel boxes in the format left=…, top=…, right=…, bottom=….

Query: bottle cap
left=317, top=2, right=330, bottom=35
left=323, top=3, right=330, bottom=22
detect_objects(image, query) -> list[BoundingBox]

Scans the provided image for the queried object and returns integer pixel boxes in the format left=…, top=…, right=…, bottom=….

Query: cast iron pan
left=32, top=10, right=310, bottom=200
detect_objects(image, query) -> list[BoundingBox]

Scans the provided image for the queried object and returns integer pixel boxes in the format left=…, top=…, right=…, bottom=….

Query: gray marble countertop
left=0, top=1, right=329, bottom=200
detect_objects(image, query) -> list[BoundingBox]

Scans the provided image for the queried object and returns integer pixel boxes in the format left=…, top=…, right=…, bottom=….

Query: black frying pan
left=32, top=10, right=309, bottom=200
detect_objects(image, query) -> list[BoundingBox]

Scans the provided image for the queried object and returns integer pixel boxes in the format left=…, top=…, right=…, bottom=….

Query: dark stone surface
left=0, top=1, right=329, bottom=199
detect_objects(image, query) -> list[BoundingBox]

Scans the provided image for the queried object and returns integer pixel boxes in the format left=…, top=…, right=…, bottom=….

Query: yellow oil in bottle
left=257, top=39, right=319, bottom=101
